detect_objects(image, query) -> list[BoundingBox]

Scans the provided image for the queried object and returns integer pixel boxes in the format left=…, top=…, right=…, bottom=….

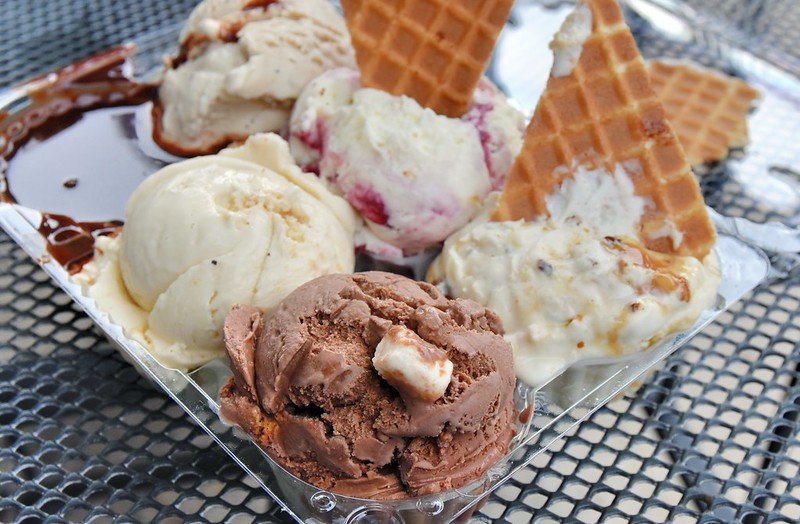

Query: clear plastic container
left=0, top=1, right=798, bottom=522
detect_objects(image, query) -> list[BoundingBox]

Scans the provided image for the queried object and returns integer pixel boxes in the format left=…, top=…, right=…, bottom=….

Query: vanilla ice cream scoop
left=154, top=0, right=355, bottom=156
left=429, top=167, right=721, bottom=386
left=289, top=68, right=525, bottom=256
left=78, top=134, right=357, bottom=370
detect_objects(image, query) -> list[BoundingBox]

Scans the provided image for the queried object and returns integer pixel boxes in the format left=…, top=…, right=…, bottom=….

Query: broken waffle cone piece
left=649, top=59, right=760, bottom=167
left=340, top=0, right=514, bottom=118
left=493, top=0, right=715, bottom=260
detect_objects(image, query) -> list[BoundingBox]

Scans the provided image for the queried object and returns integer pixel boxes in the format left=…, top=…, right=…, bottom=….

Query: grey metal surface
left=1, top=3, right=292, bottom=522
left=1, top=0, right=799, bottom=523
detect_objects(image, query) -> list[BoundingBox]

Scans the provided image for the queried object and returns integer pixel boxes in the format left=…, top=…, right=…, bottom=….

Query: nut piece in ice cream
left=373, top=325, right=453, bottom=403
left=219, top=272, right=517, bottom=499
left=153, top=0, right=356, bottom=156
left=76, top=134, right=358, bottom=370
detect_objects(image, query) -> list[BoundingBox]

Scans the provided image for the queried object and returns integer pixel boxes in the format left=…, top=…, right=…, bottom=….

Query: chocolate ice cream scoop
left=219, top=272, right=517, bottom=499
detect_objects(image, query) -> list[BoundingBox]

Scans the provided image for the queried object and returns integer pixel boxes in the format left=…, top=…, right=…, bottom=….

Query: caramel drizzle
left=603, top=236, right=691, bottom=302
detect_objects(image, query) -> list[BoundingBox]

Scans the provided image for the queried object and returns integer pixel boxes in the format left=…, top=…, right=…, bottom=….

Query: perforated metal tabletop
left=1, top=1, right=800, bottom=523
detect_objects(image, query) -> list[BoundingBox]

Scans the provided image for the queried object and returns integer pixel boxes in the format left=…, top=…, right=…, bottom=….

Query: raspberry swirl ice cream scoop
left=289, top=68, right=525, bottom=257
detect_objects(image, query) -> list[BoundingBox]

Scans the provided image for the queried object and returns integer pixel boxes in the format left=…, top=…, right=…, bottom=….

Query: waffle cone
left=649, top=59, right=760, bottom=167
left=340, top=0, right=513, bottom=118
left=493, top=0, right=715, bottom=260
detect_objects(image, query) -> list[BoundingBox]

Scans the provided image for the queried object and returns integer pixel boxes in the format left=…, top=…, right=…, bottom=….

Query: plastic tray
left=0, top=1, right=798, bottom=522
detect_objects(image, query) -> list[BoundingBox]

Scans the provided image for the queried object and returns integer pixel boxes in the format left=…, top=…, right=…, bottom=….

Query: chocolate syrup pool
left=0, top=45, right=174, bottom=273
left=8, top=105, right=165, bottom=220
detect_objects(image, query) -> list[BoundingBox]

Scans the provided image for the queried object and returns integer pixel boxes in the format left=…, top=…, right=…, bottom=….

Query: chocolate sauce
left=37, top=214, right=122, bottom=274
left=244, top=0, right=280, bottom=10
left=518, top=405, right=533, bottom=424
left=1, top=44, right=165, bottom=273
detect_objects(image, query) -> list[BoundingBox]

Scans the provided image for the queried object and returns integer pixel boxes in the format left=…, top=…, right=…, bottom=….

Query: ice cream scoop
left=76, top=134, right=358, bottom=370
left=289, top=68, right=525, bottom=257
left=429, top=166, right=722, bottom=386
left=220, top=272, right=517, bottom=499
left=153, top=0, right=355, bottom=156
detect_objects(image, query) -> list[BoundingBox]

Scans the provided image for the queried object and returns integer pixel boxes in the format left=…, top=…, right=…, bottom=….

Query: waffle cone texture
left=341, top=0, right=514, bottom=118
left=493, top=0, right=715, bottom=260
left=649, top=59, right=760, bottom=167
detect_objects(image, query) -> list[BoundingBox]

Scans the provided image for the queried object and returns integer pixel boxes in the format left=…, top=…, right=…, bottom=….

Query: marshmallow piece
left=372, top=325, right=453, bottom=403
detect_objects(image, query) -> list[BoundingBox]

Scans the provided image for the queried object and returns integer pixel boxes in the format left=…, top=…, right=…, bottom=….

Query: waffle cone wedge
left=493, top=0, right=715, bottom=260
left=649, top=59, right=760, bottom=167
left=340, top=0, right=514, bottom=118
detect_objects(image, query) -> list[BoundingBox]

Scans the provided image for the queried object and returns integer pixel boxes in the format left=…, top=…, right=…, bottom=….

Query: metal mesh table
left=1, top=1, right=799, bottom=522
